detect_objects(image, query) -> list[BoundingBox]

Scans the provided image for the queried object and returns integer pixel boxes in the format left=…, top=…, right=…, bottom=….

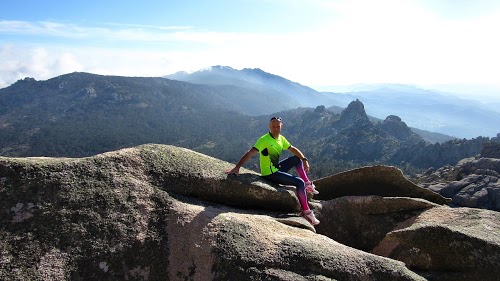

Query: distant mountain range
left=2, top=69, right=498, bottom=178
left=166, top=65, right=335, bottom=114
left=324, top=84, right=500, bottom=139
left=167, top=67, right=500, bottom=139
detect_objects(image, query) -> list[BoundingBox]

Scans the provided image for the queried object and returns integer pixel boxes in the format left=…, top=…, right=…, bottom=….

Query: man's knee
left=290, top=156, right=301, bottom=166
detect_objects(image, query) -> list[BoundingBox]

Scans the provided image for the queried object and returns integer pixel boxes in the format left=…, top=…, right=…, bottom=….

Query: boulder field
left=1, top=144, right=499, bottom=280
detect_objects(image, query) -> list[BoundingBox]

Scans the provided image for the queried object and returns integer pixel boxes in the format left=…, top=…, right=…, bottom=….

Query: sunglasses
left=270, top=116, right=282, bottom=122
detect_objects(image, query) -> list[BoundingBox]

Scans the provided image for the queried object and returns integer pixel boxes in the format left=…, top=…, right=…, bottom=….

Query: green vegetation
left=1, top=73, right=497, bottom=179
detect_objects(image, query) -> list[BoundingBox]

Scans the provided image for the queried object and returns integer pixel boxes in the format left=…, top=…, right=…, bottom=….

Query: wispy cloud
left=0, top=20, right=106, bottom=39
left=0, top=19, right=278, bottom=88
left=0, top=20, right=200, bottom=43
left=101, top=22, right=194, bottom=31
left=1, top=0, right=500, bottom=92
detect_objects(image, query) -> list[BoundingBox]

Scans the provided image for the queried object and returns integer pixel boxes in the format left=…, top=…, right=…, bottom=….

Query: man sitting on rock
left=226, top=116, right=320, bottom=225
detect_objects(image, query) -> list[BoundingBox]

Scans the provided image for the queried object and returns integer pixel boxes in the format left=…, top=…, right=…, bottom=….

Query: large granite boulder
left=0, top=144, right=424, bottom=280
left=2, top=144, right=500, bottom=281
left=373, top=206, right=500, bottom=281
left=314, top=165, right=451, bottom=205
left=138, top=144, right=299, bottom=211
left=315, top=196, right=438, bottom=252
left=312, top=193, right=500, bottom=281
left=174, top=198, right=425, bottom=281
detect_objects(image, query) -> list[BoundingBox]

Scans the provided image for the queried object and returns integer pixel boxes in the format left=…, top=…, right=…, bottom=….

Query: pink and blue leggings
left=263, top=156, right=310, bottom=211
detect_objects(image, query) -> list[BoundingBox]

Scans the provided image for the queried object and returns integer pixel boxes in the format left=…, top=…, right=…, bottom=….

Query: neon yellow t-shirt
left=253, top=133, right=291, bottom=176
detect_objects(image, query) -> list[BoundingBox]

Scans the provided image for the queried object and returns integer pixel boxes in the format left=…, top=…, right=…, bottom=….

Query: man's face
left=269, top=120, right=283, bottom=135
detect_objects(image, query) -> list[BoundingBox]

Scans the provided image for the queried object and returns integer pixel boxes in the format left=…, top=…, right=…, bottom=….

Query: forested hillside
left=1, top=72, right=497, bottom=178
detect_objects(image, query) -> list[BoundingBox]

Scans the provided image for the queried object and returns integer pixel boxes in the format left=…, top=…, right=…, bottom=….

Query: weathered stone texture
left=1, top=144, right=499, bottom=281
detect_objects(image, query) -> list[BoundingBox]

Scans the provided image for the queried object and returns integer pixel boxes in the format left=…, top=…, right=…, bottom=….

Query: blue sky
left=1, top=0, right=500, bottom=98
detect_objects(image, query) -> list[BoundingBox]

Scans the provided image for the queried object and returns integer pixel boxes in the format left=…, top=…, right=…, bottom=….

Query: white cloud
left=1, top=1, right=500, bottom=91
left=0, top=44, right=231, bottom=88
left=0, top=20, right=196, bottom=42
left=0, top=46, right=79, bottom=87
left=294, top=0, right=500, bottom=87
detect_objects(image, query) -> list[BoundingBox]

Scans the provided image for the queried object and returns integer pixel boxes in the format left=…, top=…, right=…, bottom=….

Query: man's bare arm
left=225, top=148, right=259, bottom=175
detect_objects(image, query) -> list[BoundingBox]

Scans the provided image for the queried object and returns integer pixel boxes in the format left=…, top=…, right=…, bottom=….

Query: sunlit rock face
left=1, top=144, right=499, bottom=280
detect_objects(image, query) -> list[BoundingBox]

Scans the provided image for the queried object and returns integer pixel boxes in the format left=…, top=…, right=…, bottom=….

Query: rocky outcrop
left=373, top=206, right=500, bottom=281
left=379, top=115, right=418, bottom=142
left=316, top=196, right=438, bottom=251
left=337, top=99, right=370, bottom=129
left=0, top=144, right=424, bottom=280
left=416, top=157, right=500, bottom=211
left=2, top=144, right=500, bottom=281
left=481, top=142, right=500, bottom=158
left=211, top=208, right=424, bottom=281
left=140, top=145, right=299, bottom=212
left=315, top=195, right=500, bottom=281
left=389, top=137, right=489, bottom=169
left=314, top=165, right=451, bottom=205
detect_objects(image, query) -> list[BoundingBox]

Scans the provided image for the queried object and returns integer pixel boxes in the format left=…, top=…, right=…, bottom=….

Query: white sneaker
left=301, top=210, right=320, bottom=225
left=305, top=181, right=319, bottom=195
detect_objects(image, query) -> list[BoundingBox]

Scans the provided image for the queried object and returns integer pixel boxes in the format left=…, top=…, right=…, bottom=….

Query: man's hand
left=225, top=166, right=240, bottom=175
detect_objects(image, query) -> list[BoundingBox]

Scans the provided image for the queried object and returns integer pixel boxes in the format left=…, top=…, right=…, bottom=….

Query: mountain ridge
left=1, top=71, right=496, bottom=177
left=167, top=66, right=500, bottom=139
left=323, top=84, right=500, bottom=138
left=166, top=65, right=336, bottom=110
